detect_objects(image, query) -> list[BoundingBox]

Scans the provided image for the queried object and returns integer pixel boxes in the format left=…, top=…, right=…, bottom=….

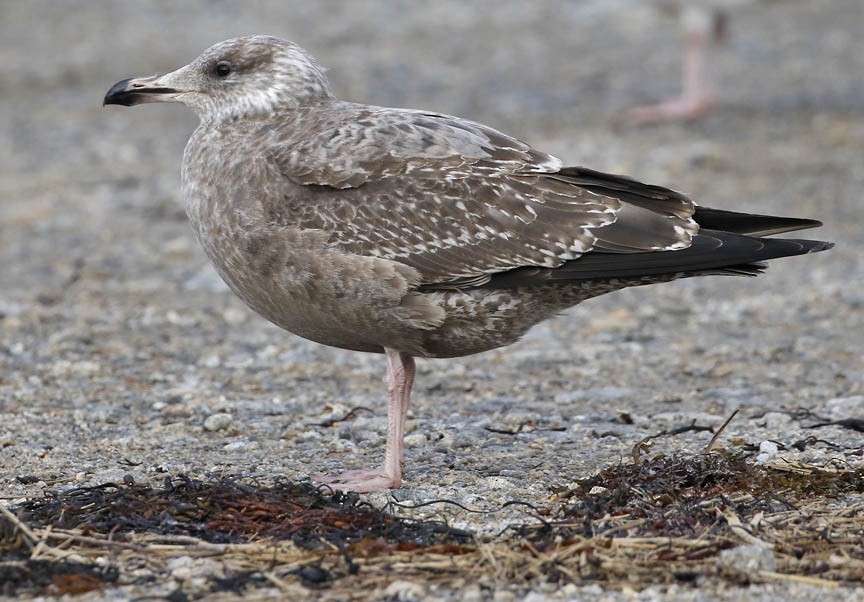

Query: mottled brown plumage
left=105, top=36, right=831, bottom=492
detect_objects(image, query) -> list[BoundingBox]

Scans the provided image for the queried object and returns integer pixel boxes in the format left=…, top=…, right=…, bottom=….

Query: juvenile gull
left=104, top=36, right=831, bottom=492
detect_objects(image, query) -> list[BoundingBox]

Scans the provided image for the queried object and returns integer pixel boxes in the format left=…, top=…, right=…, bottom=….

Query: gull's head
left=104, top=36, right=334, bottom=121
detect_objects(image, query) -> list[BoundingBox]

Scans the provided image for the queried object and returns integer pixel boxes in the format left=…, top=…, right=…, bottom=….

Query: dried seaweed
left=2, top=455, right=862, bottom=598
left=0, top=559, right=118, bottom=597
left=18, top=475, right=472, bottom=549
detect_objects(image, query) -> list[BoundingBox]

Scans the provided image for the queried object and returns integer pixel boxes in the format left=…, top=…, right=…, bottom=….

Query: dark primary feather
left=691, top=206, right=823, bottom=237
left=482, top=231, right=832, bottom=288
left=552, top=166, right=695, bottom=220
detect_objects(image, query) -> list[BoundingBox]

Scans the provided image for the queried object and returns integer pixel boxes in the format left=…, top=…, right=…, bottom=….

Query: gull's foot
left=628, top=95, right=716, bottom=125
left=311, top=469, right=401, bottom=493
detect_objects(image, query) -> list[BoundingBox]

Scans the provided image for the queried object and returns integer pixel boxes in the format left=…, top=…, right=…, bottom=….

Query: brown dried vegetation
left=1, top=454, right=861, bottom=598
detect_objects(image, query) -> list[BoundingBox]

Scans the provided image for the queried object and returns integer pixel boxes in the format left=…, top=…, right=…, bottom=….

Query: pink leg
left=629, top=9, right=719, bottom=124
left=312, top=348, right=416, bottom=493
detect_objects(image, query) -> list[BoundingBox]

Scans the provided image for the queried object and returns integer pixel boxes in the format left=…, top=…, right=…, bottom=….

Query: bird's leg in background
left=679, top=8, right=720, bottom=114
left=629, top=7, right=723, bottom=124
left=312, top=348, right=415, bottom=493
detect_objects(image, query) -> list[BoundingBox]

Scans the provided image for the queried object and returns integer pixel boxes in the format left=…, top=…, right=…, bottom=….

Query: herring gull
left=104, top=36, right=831, bottom=492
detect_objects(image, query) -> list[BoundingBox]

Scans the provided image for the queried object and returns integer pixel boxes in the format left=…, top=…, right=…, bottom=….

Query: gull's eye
left=215, top=61, right=232, bottom=77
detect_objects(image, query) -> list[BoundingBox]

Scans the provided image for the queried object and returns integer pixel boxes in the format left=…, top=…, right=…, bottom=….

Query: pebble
left=167, top=555, right=227, bottom=582
left=826, top=395, right=864, bottom=418
left=223, top=440, right=259, bottom=452
left=756, top=440, right=780, bottom=464
left=382, top=580, right=427, bottom=601
left=483, top=475, right=515, bottom=489
left=203, top=412, right=233, bottom=432
left=403, top=432, right=427, bottom=448
left=719, top=544, right=777, bottom=576
left=201, top=353, right=221, bottom=368
left=50, top=360, right=101, bottom=377
left=222, top=307, right=248, bottom=325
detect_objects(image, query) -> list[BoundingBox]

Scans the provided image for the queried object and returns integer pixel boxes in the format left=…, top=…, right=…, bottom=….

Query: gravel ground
left=1, top=1, right=863, bottom=600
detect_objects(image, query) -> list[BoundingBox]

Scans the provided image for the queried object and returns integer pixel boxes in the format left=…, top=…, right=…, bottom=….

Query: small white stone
left=223, top=439, right=258, bottom=452
left=204, top=412, right=233, bottom=432
left=760, top=412, right=792, bottom=429
left=51, top=360, right=101, bottom=377
left=382, top=580, right=426, bottom=601
left=403, top=432, right=427, bottom=448
left=167, top=556, right=195, bottom=580
left=201, top=353, right=221, bottom=368
left=460, top=584, right=484, bottom=602
left=223, top=307, right=247, bottom=324
left=756, top=440, right=779, bottom=464
left=166, top=310, right=195, bottom=326
left=483, top=476, right=513, bottom=489
left=759, top=440, right=779, bottom=454
left=293, top=430, right=322, bottom=443
left=719, top=544, right=777, bottom=576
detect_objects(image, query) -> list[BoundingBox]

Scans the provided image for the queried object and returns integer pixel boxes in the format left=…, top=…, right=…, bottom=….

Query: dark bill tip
left=103, top=77, right=178, bottom=107
left=103, top=77, right=140, bottom=106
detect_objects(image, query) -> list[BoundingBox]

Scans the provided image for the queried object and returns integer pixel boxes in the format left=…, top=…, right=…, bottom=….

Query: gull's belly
left=186, top=208, right=441, bottom=354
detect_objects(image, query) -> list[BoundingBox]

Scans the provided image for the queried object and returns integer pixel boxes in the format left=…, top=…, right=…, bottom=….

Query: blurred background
left=0, top=1, right=862, bottom=493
